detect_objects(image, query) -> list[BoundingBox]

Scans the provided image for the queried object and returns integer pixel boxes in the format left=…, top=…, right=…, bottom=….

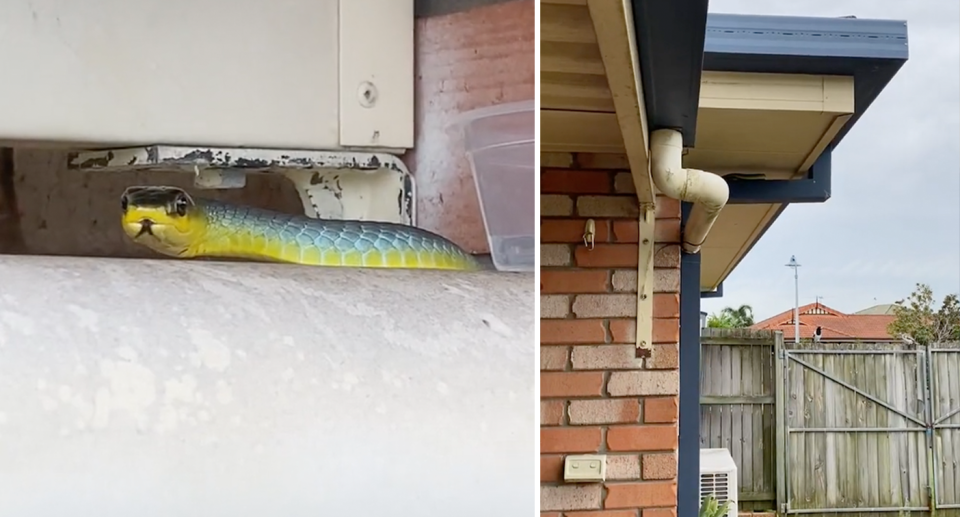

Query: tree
left=888, top=283, right=960, bottom=345
left=706, top=304, right=755, bottom=328
left=706, top=312, right=736, bottom=328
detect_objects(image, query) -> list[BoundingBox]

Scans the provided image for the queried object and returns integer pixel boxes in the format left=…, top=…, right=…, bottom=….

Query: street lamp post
left=785, top=255, right=801, bottom=343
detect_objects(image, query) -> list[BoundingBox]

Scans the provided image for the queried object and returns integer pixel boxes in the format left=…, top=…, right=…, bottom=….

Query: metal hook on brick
left=583, top=219, right=596, bottom=250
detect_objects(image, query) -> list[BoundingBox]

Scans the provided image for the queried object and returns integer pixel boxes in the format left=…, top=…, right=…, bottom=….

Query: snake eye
left=120, top=194, right=129, bottom=213
left=174, top=195, right=189, bottom=217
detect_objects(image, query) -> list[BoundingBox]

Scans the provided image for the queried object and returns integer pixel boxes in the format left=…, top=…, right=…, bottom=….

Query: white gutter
left=650, top=128, right=730, bottom=254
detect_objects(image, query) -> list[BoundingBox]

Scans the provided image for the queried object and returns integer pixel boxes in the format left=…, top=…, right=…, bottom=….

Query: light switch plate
left=563, top=454, right=606, bottom=483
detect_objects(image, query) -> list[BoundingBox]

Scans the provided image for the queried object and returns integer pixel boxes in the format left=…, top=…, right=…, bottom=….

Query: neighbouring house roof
left=854, top=303, right=897, bottom=315
left=751, top=302, right=897, bottom=341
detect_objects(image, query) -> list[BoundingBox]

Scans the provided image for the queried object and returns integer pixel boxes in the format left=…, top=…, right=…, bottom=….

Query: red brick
left=542, top=170, right=611, bottom=194
left=577, top=196, right=638, bottom=218
left=653, top=245, right=681, bottom=268
left=654, top=219, right=680, bottom=243
left=541, top=455, right=564, bottom=482
left=543, top=195, right=575, bottom=216
left=605, top=482, right=678, bottom=509
left=653, top=293, right=679, bottom=319
left=614, top=171, right=636, bottom=193
left=567, top=512, right=639, bottom=517
left=612, top=220, right=639, bottom=243
left=541, top=400, right=565, bottom=425
left=643, top=397, right=679, bottom=423
left=542, top=320, right=606, bottom=345
left=541, top=346, right=569, bottom=371
left=642, top=453, right=678, bottom=480
left=646, top=344, right=679, bottom=369
left=571, top=345, right=637, bottom=370
left=575, top=244, right=638, bottom=268
left=608, top=371, right=678, bottom=397
left=653, top=318, right=679, bottom=344
left=607, top=425, right=678, bottom=452
left=542, top=485, right=603, bottom=511
left=541, top=427, right=603, bottom=453
left=609, top=319, right=634, bottom=343
left=643, top=508, right=676, bottom=517
left=572, top=294, right=636, bottom=318
left=578, top=154, right=630, bottom=170
left=541, top=372, right=604, bottom=397
left=606, top=454, right=642, bottom=480
left=542, top=219, right=610, bottom=244
left=541, top=270, right=609, bottom=294
left=568, top=399, right=641, bottom=424
left=655, top=196, right=681, bottom=219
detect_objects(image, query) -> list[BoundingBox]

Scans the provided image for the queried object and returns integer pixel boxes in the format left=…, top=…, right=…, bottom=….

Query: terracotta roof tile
left=751, top=302, right=897, bottom=341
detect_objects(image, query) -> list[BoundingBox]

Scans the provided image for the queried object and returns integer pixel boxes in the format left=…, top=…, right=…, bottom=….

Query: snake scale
left=120, top=186, right=480, bottom=271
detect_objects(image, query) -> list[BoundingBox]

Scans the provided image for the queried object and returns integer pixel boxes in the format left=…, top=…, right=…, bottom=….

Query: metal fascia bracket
left=635, top=204, right=656, bottom=360
left=67, top=146, right=415, bottom=225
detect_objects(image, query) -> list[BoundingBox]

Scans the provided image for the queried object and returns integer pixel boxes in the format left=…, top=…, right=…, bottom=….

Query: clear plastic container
left=457, top=100, right=535, bottom=272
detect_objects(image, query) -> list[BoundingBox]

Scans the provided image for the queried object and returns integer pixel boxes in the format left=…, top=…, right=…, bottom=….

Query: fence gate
left=779, top=342, right=933, bottom=515
left=930, top=346, right=960, bottom=511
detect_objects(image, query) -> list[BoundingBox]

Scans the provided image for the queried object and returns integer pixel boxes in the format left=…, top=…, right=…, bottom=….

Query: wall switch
left=563, top=454, right=606, bottom=483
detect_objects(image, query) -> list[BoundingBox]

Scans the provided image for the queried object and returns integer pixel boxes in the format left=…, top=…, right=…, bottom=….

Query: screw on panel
left=636, top=341, right=652, bottom=359
left=358, top=82, right=378, bottom=108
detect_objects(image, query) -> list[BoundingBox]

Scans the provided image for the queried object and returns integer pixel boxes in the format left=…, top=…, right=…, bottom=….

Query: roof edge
left=705, top=13, right=909, bottom=60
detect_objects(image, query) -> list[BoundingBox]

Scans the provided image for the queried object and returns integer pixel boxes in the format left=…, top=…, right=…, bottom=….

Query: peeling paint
left=65, top=145, right=417, bottom=226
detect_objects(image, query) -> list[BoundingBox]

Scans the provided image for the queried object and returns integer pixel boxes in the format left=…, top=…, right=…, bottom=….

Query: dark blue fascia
left=701, top=282, right=723, bottom=298
left=631, top=0, right=710, bottom=148
left=727, top=150, right=832, bottom=204
left=679, top=203, right=702, bottom=517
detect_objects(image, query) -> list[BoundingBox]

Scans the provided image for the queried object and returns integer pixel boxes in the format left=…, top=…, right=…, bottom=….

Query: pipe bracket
left=635, top=205, right=656, bottom=360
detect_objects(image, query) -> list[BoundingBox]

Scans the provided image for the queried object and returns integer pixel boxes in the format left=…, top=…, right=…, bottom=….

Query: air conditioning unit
left=0, top=0, right=413, bottom=151
left=700, top=448, right=738, bottom=517
left=0, top=0, right=417, bottom=225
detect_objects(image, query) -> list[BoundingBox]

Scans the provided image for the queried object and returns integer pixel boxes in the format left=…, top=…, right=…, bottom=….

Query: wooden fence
left=700, top=328, right=960, bottom=517
left=700, top=328, right=778, bottom=511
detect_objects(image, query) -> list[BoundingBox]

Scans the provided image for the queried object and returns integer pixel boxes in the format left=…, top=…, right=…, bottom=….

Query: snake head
left=120, top=186, right=202, bottom=258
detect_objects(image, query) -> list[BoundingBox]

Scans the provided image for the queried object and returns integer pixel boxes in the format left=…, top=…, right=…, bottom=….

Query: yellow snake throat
left=120, top=186, right=480, bottom=271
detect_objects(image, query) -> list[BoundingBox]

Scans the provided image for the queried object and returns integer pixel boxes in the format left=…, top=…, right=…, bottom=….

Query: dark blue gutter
left=701, top=282, right=723, bottom=299
left=727, top=150, right=832, bottom=204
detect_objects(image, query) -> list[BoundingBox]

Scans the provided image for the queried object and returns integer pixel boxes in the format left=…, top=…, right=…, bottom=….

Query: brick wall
left=540, top=157, right=681, bottom=516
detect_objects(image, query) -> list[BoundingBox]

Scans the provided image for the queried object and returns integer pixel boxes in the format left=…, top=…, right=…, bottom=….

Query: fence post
left=774, top=331, right=786, bottom=516
left=923, top=345, right=938, bottom=514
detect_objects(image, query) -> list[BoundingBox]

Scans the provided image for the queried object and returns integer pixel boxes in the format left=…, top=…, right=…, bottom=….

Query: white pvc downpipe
left=0, top=256, right=534, bottom=517
left=650, top=128, right=730, bottom=254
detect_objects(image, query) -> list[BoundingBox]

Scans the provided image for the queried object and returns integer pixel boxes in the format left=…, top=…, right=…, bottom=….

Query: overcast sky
left=701, top=0, right=960, bottom=322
